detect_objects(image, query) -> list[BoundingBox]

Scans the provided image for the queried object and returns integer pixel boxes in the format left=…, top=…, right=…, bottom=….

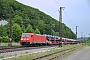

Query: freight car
left=20, top=33, right=80, bottom=46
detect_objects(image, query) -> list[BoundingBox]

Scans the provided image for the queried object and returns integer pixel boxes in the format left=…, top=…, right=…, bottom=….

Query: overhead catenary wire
left=53, top=0, right=77, bottom=39
left=53, top=0, right=76, bottom=27
left=54, top=0, right=60, bottom=6
left=63, top=10, right=76, bottom=26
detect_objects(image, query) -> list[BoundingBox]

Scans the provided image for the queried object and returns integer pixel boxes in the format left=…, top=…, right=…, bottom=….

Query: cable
left=63, top=10, right=76, bottom=26
left=54, top=0, right=60, bottom=6
left=53, top=0, right=76, bottom=27
left=53, top=0, right=75, bottom=25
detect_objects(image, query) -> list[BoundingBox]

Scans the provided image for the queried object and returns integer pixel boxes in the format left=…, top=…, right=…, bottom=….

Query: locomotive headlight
left=21, top=38, right=23, bottom=40
left=27, top=39, right=29, bottom=40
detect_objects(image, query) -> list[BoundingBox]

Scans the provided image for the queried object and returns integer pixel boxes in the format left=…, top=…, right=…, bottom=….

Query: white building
left=0, top=20, right=8, bottom=25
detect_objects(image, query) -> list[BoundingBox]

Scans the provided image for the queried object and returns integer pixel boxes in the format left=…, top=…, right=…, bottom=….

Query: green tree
left=0, top=25, right=7, bottom=37
left=12, top=23, right=22, bottom=42
left=21, top=24, right=25, bottom=32
left=35, top=28, right=40, bottom=34
left=13, top=15, right=22, bottom=26
left=25, top=24, right=34, bottom=33
left=2, top=36, right=9, bottom=43
left=0, top=37, right=2, bottom=42
left=85, top=37, right=90, bottom=46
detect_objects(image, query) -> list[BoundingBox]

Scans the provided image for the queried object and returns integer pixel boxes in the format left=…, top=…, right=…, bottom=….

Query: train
left=20, top=33, right=80, bottom=46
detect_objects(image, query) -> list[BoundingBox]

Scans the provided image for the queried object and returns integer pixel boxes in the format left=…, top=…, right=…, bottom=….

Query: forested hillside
left=0, top=0, right=76, bottom=42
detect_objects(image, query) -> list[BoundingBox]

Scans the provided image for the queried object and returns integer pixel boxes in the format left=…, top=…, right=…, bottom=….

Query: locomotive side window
left=31, top=35, right=33, bottom=37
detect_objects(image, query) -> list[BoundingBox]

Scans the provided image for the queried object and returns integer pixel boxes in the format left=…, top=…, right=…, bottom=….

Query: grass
left=25, top=52, right=28, bottom=54
left=5, top=44, right=85, bottom=60
left=0, top=56, right=4, bottom=58
left=0, top=42, right=20, bottom=46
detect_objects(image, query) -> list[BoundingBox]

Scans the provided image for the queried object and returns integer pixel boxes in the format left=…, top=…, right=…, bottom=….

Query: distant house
left=0, top=20, right=8, bottom=25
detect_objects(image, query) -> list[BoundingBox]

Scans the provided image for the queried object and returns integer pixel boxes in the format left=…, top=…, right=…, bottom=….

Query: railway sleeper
left=49, top=48, right=76, bottom=60
left=33, top=47, right=77, bottom=60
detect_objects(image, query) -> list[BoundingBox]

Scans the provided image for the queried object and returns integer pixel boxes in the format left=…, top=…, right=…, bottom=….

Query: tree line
left=0, top=0, right=76, bottom=43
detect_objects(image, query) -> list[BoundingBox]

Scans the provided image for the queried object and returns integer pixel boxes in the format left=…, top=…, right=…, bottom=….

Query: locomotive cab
left=20, top=33, right=34, bottom=46
left=20, top=33, right=47, bottom=46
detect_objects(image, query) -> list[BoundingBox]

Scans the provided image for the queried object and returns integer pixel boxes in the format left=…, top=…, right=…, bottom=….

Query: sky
left=16, top=0, right=90, bottom=38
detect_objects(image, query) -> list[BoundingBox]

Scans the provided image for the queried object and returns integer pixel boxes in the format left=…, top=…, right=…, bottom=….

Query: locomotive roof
left=35, top=34, right=43, bottom=36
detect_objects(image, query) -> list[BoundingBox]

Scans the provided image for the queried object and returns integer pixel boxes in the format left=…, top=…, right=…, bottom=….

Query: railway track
left=0, top=46, right=23, bottom=50
left=32, top=46, right=80, bottom=60
left=0, top=45, right=57, bottom=54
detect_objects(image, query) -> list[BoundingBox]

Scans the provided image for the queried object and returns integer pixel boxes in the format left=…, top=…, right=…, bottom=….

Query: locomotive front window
left=22, top=33, right=30, bottom=37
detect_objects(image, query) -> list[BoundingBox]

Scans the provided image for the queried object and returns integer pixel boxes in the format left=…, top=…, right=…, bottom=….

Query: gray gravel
left=58, top=46, right=90, bottom=60
left=0, top=47, right=54, bottom=60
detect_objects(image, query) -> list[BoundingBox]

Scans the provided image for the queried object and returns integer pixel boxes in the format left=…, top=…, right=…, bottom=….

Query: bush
left=85, top=38, right=90, bottom=46
left=0, top=37, right=2, bottom=42
left=0, top=36, right=9, bottom=43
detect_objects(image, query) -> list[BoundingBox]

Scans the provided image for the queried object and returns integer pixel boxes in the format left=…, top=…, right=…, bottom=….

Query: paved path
left=58, top=46, right=90, bottom=60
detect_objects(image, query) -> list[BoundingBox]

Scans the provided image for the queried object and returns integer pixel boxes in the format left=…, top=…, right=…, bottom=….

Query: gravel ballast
left=59, top=46, right=90, bottom=60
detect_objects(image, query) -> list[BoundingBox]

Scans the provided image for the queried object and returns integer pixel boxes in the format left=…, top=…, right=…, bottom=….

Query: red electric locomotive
left=20, top=33, right=47, bottom=46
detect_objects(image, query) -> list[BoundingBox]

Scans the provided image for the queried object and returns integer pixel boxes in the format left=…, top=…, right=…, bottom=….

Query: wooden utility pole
left=9, top=8, right=12, bottom=46
left=59, top=7, right=65, bottom=47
